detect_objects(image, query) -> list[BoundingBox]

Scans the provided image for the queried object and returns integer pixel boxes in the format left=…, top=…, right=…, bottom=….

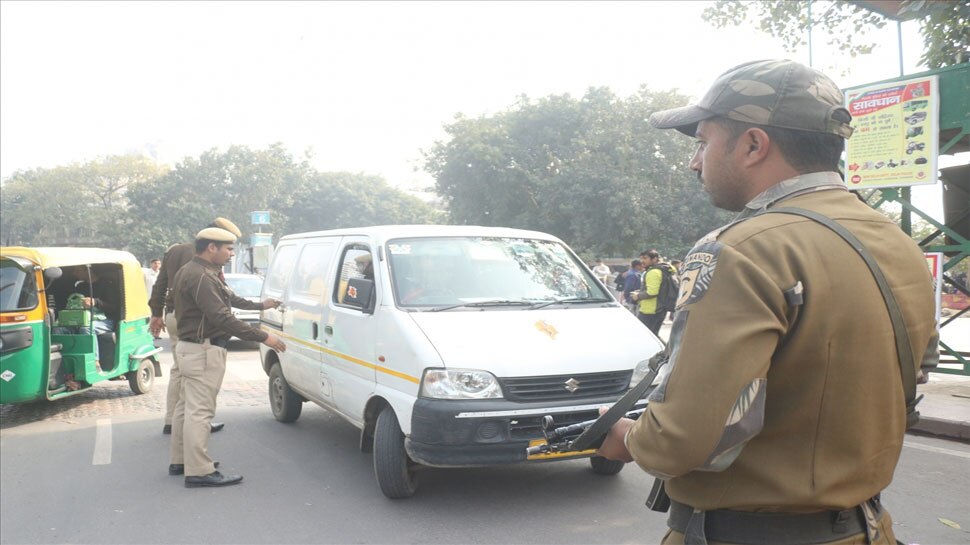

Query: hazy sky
left=0, top=0, right=947, bottom=211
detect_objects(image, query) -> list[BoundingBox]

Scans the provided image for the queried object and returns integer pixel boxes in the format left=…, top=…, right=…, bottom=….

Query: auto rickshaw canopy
left=1, top=246, right=151, bottom=321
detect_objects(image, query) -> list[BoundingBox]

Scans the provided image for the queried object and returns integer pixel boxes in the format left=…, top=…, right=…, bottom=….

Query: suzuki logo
left=564, top=378, right=580, bottom=393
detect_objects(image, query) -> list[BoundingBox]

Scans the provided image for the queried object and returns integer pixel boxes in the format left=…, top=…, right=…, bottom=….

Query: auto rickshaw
left=0, top=247, right=162, bottom=404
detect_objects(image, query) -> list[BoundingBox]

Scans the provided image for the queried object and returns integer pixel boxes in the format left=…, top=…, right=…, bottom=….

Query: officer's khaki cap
left=649, top=59, right=853, bottom=139
left=212, top=217, right=242, bottom=237
left=196, top=227, right=237, bottom=242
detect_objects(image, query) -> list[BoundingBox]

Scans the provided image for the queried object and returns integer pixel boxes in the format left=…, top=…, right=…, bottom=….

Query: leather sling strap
left=762, top=207, right=921, bottom=428
left=568, top=350, right=665, bottom=451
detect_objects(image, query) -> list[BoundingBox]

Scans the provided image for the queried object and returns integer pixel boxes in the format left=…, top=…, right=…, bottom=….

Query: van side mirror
left=344, top=278, right=375, bottom=313
left=44, top=267, right=63, bottom=282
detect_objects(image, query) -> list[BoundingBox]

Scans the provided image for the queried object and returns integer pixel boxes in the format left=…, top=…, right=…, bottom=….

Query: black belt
left=180, top=336, right=230, bottom=348
left=668, top=498, right=883, bottom=545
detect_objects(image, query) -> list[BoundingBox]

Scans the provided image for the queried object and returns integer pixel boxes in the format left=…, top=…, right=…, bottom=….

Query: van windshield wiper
left=530, top=297, right=613, bottom=310
left=428, top=300, right=535, bottom=312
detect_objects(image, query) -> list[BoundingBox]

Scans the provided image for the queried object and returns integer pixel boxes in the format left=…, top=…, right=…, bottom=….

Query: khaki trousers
left=170, top=340, right=227, bottom=477
left=661, top=510, right=896, bottom=545
left=163, top=313, right=181, bottom=425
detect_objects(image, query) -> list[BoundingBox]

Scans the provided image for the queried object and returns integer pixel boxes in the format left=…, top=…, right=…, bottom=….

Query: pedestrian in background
left=597, top=59, right=937, bottom=544
left=592, top=258, right=611, bottom=285
left=621, top=259, right=644, bottom=313
left=143, top=258, right=161, bottom=301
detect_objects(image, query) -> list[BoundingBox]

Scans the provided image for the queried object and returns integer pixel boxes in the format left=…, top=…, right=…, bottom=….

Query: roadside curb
left=909, top=415, right=970, bottom=442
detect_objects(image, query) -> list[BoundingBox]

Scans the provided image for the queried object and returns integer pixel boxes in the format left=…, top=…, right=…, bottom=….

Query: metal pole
left=897, top=20, right=904, bottom=76
left=897, top=20, right=911, bottom=234
left=807, top=0, right=814, bottom=67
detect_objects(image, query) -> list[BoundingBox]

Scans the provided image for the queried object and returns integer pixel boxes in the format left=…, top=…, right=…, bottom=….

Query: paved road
left=2, top=337, right=969, bottom=545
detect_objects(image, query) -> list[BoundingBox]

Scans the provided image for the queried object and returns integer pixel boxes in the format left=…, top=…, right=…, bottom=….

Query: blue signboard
left=251, top=233, right=273, bottom=247
left=251, top=211, right=271, bottom=225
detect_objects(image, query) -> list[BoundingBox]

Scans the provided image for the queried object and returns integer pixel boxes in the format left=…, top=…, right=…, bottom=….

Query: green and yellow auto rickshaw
left=0, top=247, right=162, bottom=404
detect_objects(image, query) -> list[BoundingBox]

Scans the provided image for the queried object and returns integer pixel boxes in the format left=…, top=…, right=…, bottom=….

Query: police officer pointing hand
left=168, top=227, right=286, bottom=488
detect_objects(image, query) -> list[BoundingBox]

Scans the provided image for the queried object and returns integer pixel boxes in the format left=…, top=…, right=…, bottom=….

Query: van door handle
left=324, top=325, right=333, bottom=335
left=312, top=322, right=318, bottom=340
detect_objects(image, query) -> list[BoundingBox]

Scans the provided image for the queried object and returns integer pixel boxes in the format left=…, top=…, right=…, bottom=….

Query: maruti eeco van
left=258, top=225, right=664, bottom=498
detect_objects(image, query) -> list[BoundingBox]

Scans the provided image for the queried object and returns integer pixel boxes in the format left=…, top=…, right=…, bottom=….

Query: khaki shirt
left=149, top=242, right=195, bottom=317
left=626, top=172, right=937, bottom=512
left=172, top=256, right=268, bottom=343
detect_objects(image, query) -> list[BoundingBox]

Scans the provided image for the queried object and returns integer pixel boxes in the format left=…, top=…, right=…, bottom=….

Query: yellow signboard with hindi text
left=844, top=75, right=939, bottom=190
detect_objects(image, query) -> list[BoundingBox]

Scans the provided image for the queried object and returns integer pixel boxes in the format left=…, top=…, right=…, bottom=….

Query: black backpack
left=649, top=264, right=680, bottom=312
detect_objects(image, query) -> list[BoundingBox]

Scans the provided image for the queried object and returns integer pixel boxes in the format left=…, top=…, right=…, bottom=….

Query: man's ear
left=741, top=127, right=771, bottom=165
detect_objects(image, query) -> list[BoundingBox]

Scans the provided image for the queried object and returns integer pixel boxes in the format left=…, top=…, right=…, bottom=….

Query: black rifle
left=525, top=351, right=666, bottom=456
left=526, top=407, right=647, bottom=456
left=524, top=351, right=672, bottom=512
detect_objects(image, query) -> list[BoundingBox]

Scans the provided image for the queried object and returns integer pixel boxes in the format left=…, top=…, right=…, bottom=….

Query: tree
left=123, top=144, right=311, bottom=261
left=0, top=155, right=165, bottom=248
left=123, top=144, right=440, bottom=261
left=703, top=1, right=969, bottom=69
left=281, top=172, right=441, bottom=235
left=425, top=87, right=733, bottom=259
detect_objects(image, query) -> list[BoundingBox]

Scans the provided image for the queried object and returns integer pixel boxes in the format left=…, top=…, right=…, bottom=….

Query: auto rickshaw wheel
left=128, top=358, right=155, bottom=395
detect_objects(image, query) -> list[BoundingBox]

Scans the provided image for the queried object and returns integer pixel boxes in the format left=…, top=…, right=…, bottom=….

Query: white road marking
left=903, top=439, right=970, bottom=459
left=92, top=418, right=112, bottom=465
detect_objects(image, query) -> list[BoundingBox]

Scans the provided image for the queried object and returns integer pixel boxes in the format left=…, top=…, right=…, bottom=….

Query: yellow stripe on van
left=266, top=326, right=420, bottom=384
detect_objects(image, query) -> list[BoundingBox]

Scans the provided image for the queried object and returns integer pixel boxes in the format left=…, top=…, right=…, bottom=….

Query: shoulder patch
left=677, top=241, right=722, bottom=308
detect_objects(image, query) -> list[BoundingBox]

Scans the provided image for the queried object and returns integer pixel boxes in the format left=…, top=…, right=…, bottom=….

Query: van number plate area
left=526, top=439, right=597, bottom=461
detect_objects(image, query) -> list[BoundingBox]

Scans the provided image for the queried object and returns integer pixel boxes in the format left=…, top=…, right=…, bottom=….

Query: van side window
left=293, top=243, right=336, bottom=299
left=334, top=246, right=374, bottom=306
left=264, top=245, right=298, bottom=298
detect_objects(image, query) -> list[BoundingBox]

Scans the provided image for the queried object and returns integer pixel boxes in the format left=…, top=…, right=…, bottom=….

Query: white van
left=258, top=225, right=664, bottom=498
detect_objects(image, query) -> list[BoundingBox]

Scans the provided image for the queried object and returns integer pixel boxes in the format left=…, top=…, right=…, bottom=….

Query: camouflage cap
left=649, top=59, right=853, bottom=139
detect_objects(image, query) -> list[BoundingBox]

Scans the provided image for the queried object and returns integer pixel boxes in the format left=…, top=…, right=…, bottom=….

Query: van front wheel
left=589, top=455, right=625, bottom=476
left=269, top=364, right=302, bottom=423
left=374, top=407, right=417, bottom=499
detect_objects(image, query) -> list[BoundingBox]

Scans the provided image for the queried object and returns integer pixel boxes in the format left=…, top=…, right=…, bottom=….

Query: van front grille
left=499, top=370, right=632, bottom=402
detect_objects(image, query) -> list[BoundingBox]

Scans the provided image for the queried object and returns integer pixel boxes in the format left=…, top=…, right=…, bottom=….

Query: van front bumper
left=405, top=395, right=644, bottom=467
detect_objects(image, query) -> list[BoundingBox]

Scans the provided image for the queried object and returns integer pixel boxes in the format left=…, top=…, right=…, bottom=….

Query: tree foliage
left=1, top=156, right=167, bottom=248
left=425, top=87, right=733, bottom=259
left=2, top=145, right=440, bottom=262
left=122, top=144, right=438, bottom=261
left=702, top=0, right=969, bottom=69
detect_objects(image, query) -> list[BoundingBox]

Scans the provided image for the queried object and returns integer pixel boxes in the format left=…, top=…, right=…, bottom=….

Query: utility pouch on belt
left=646, top=478, right=671, bottom=513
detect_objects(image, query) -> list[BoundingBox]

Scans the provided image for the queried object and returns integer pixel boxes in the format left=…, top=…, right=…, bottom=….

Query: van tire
left=589, top=455, right=625, bottom=476
left=127, top=359, right=155, bottom=395
left=374, top=407, right=417, bottom=499
left=269, top=364, right=302, bottom=423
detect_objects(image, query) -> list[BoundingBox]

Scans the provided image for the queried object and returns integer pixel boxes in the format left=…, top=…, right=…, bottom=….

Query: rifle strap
left=568, top=351, right=664, bottom=450
left=761, top=207, right=921, bottom=428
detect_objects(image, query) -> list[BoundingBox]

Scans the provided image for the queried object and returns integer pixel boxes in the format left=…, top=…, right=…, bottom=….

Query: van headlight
left=419, top=368, right=504, bottom=399
left=630, top=358, right=655, bottom=387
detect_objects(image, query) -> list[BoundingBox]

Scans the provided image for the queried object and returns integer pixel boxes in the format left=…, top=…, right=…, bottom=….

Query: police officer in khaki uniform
left=598, top=60, right=937, bottom=544
left=151, top=217, right=242, bottom=435
left=169, top=227, right=286, bottom=488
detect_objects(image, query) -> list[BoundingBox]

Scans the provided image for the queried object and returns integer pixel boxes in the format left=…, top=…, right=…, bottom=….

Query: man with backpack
left=632, top=250, right=679, bottom=335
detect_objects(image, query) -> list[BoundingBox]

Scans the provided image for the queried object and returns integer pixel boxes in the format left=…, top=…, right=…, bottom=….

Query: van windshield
left=0, top=258, right=39, bottom=312
left=386, top=237, right=610, bottom=309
